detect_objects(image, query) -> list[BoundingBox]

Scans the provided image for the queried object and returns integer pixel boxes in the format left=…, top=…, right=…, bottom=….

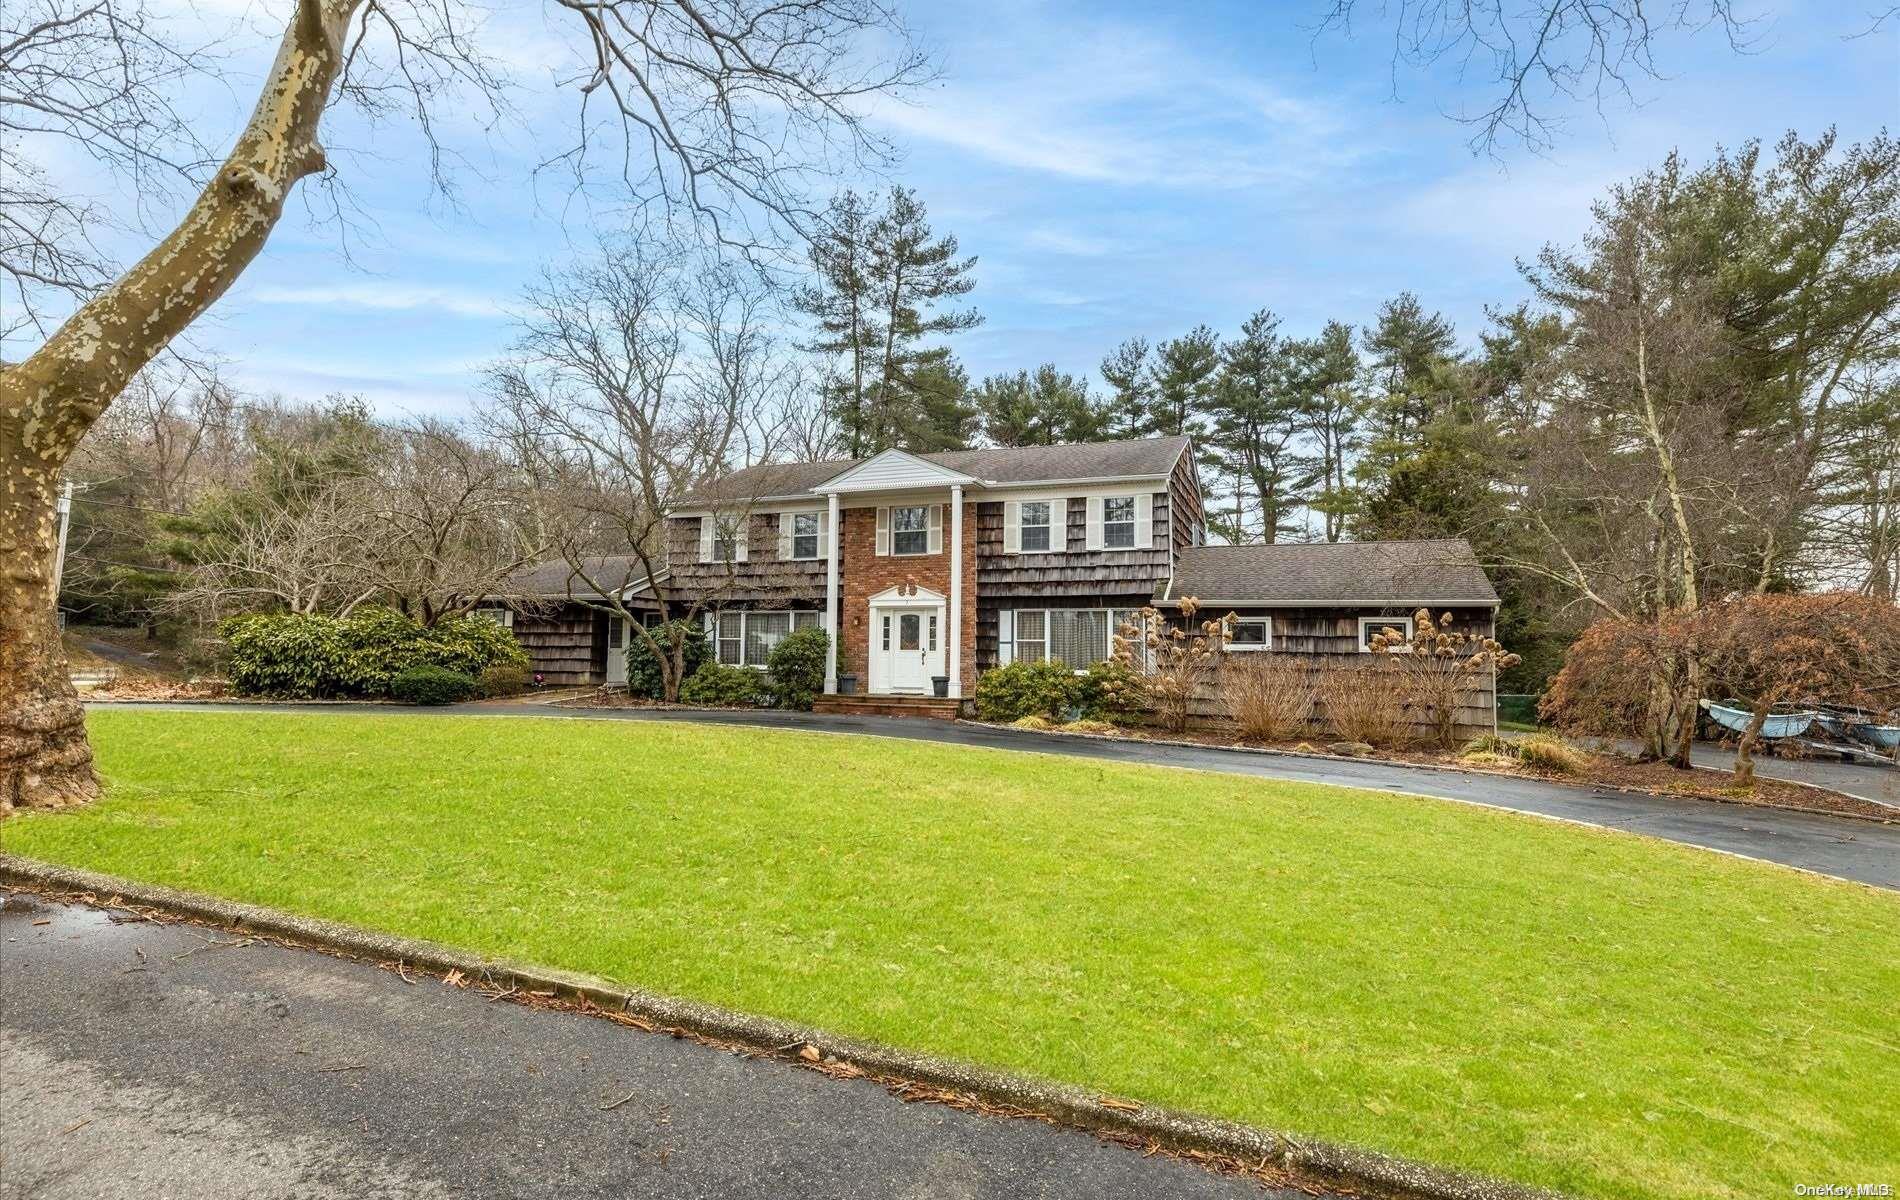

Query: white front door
left=872, top=604, right=944, bottom=694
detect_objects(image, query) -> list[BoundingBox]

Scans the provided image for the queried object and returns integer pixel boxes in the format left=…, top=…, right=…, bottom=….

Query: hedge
left=220, top=607, right=526, bottom=699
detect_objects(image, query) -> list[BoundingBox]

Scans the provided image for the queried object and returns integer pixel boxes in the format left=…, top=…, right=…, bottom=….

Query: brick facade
left=835, top=502, right=979, bottom=693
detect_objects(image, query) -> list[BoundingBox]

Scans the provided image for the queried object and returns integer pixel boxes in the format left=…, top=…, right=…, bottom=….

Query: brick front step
left=812, top=694, right=961, bottom=720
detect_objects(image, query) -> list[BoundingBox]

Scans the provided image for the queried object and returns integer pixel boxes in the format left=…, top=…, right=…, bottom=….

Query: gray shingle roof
left=1167, top=539, right=1498, bottom=606
left=494, top=555, right=656, bottom=600
left=677, top=436, right=1191, bottom=505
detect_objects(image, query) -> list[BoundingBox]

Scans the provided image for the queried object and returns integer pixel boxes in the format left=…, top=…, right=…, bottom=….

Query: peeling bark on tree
left=0, top=0, right=361, bottom=811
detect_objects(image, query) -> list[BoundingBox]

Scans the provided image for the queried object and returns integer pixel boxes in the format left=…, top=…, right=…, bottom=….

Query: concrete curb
left=0, top=853, right=1563, bottom=1200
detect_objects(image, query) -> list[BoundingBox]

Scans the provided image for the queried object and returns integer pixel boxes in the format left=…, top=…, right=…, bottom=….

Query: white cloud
left=862, top=10, right=1353, bottom=192
left=249, top=283, right=506, bottom=319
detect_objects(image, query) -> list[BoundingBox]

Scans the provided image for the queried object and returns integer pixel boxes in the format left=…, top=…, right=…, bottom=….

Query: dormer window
left=1103, top=496, right=1137, bottom=549
left=712, top=519, right=740, bottom=562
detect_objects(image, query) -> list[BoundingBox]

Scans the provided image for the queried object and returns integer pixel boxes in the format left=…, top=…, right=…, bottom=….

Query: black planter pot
left=837, top=673, right=859, bottom=696
left=931, top=675, right=949, bottom=698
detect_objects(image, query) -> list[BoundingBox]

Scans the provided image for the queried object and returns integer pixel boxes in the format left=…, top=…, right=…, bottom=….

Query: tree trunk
left=1646, top=647, right=1700, bottom=769
left=0, top=0, right=360, bottom=810
left=0, top=469, right=94, bottom=812
left=1733, top=702, right=1770, bottom=787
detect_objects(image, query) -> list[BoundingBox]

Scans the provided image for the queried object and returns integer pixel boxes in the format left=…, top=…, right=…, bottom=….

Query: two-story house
left=659, top=435, right=1499, bottom=713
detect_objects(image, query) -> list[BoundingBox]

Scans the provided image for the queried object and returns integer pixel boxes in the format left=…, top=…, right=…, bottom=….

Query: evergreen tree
left=1098, top=338, right=1153, bottom=438
left=1291, top=321, right=1363, bottom=542
left=1145, top=325, right=1220, bottom=438
left=865, top=187, right=982, bottom=453
left=975, top=364, right=1104, bottom=447
left=902, top=358, right=977, bottom=452
left=792, top=190, right=880, bottom=457
left=1205, top=309, right=1314, bottom=543
left=794, top=187, right=981, bottom=456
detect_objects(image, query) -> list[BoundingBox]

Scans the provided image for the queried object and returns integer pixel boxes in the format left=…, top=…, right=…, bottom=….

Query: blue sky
left=48, top=0, right=1898, bottom=418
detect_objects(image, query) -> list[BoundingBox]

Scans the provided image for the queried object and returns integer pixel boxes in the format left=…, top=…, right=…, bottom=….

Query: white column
left=824, top=490, right=840, bottom=694
left=948, top=484, right=964, bottom=699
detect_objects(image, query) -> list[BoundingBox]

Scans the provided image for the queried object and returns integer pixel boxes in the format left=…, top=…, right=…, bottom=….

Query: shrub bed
left=221, top=607, right=524, bottom=699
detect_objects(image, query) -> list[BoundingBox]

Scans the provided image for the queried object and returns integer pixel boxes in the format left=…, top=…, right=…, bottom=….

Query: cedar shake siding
left=665, top=511, right=827, bottom=608
left=509, top=604, right=607, bottom=685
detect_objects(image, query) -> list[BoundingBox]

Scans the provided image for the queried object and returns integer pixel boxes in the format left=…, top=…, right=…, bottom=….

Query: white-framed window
left=891, top=505, right=930, bottom=555
left=701, top=512, right=747, bottom=563
left=1019, top=500, right=1053, bottom=552
left=1013, top=610, right=1046, bottom=663
left=1003, top=608, right=1143, bottom=671
left=1102, top=496, right=1137, bottom=549
left=1226, top=617, right=1270, bottom=651
left=473, top=606, right=514, bottom=629
left=790, top=512, right=821, bottom=560
left=711, top=609, right=826, bottom=668
left=1359, top=615, right=1414, bottom=653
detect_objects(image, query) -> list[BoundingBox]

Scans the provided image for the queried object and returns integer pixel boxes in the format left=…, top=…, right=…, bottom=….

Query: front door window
left=899, top=613, right=921, bottom=651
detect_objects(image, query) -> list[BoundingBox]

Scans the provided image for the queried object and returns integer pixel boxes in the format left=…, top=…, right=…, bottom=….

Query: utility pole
left=52, top=480, right=74, bottom=623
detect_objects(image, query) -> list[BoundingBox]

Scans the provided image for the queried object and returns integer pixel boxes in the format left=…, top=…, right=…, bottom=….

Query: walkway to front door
left=869, top=596, right=945, bottom=695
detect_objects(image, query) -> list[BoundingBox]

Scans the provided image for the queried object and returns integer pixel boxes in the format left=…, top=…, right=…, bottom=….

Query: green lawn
left=6, top=710, right=1895, bottom=1198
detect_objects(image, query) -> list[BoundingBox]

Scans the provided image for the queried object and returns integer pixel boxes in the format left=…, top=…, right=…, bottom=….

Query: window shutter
left=1003, top=501, right=1020, bottom=553
left=998, top=609, right=1014, bottom=666
left=733, top=514, right=749, bottom=562
left=777, top=512, right=794, bottom=560
left=819, top=510, right=831, bottom=559
left=698, top=516, right=714, bottom=563
left=927, top=504, right=943, bottom=554
left=1135, top=493, right=1153, bottom=549
left=1085, top=497, right=1103, bottom=552
left=875, top=506, right=890, bottom=556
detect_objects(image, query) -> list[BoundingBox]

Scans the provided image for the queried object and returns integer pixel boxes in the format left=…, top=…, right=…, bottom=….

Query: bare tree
left=164, top=477, right=384, bottom=619
left=484, top=237, right=807, bottom=700
left=360, top=420, right=550, bottom=626
left=1316, top=0, right=1751, bottom=154
left=0, top=0, right=926, bottom=810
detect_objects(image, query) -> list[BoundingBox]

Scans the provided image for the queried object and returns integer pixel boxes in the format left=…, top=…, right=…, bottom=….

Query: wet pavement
left=92, top=702, right=1900, bottom=890
left=0, top=889, right=1282, bottom=1200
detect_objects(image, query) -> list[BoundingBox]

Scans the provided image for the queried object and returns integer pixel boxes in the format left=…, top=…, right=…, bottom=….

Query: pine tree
left=1206, top=309, right=1314, bottom=543
left=794, top=187, right=981, bottom=456
left=975, top=364, right=1104, bottom=447
left=1291, top=321, right=1363, bottom=542
left=865, top=187, right=982, bottom=453
left=793, top=190, right=881, bottom=457
left=1145, top=326, right=1219, bottom=438
left=903, top=358, right=977, bottom=452
left=1098, top=338, right=1152, bottom=438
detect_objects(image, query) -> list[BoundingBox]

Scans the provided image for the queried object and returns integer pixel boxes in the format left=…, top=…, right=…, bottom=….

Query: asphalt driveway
left=88, top=701, right=1900, bottom=890
left=0, top=888, right=1279, bottom=1200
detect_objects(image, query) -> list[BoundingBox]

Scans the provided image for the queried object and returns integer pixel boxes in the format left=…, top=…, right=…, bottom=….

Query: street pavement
left=0, top=888, right=1283, bottom=1200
